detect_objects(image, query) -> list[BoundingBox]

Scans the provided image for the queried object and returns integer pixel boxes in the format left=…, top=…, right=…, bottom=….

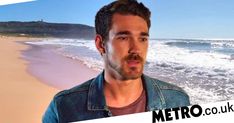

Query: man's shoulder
left=144, top=75, right=190, bottom=107
left=44, top=78, right=98, bottom=122
left=144, top=75, right=188, bottom=96
left=54, top=78, right=93, bottom=100
left=146, top=76, right=189, bottom=100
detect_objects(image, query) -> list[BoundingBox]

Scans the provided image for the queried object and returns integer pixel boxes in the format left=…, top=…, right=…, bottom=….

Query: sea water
left=26, top=39, right=234, bottom=104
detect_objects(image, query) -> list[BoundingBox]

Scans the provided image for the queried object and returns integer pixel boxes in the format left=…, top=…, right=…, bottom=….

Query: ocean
left=26, top=39, right=234, bottom=104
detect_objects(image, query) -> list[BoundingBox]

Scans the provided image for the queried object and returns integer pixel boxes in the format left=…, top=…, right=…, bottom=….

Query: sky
left=0, top=0, right=234, bottom=39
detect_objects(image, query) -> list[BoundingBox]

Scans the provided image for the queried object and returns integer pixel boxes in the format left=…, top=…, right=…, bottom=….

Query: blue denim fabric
left=43, top=71, right=190, bottom=123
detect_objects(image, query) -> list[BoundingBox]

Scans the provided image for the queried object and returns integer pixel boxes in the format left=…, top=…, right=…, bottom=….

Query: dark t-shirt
left=108, top=89, right=146, bottom=116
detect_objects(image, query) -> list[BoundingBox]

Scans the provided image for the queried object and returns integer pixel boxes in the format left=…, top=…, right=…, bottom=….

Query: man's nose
left=128, top=39, right=141, bottom=54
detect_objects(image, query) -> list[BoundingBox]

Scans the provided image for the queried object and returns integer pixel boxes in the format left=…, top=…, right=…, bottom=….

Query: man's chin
left=121, top=70, right=143, bottom=80
left=126, top=75, right=141, bottom=80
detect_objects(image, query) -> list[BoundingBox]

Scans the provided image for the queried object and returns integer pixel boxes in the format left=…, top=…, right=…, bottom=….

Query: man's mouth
left=127, top=60, right=141, bottom=67
left=124, top=54, right=143, bottom=68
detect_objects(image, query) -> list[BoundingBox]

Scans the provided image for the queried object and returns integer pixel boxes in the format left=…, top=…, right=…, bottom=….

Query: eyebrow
left=115, top=31, right=131, bottom=36
left=140, top=32, right=149, bottom=37
left=115, top=31, right=149, bottom=36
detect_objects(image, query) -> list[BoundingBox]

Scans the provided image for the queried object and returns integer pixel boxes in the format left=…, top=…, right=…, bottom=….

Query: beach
left=1, top=35, right=233, bottom=123
left=0, top=35, right=100, bottom=123
left=0, top=36, right=58, bottom=123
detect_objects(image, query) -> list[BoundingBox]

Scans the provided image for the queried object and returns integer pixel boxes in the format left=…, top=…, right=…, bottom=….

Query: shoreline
left=0, top=35, right=58, bottom=123
left=22, top=42, right=99, bottom=90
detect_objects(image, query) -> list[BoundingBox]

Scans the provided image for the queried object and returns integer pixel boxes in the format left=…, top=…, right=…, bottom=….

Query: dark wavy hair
left=95, top=0, right=151, bottom=42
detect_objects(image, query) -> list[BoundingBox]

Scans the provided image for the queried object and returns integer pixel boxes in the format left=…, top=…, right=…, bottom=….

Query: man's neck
left=104, top=71, right=144, bottom=108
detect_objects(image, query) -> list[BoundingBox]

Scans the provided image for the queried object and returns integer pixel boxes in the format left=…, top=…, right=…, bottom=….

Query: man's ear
left=95, top=34, right=106, bottom=55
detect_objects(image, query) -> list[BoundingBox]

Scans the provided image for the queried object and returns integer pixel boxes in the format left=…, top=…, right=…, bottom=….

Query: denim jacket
left=43, top=71, right=190, bottom=123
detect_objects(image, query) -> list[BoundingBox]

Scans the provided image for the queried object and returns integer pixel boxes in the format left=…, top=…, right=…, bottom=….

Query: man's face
left=104, top=13, right=149, bottom=80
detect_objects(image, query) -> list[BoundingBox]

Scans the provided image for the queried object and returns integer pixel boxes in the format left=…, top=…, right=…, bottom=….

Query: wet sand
left=22, top=42, right=99, bottom=90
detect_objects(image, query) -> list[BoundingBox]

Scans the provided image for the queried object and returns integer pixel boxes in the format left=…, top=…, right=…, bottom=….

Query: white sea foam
left=28, top=38, right=234, bottom=72
left=183, top=86, right=227, bottom=104
left=28, top=38, right=234, bottom=77
left=26, top=39, right=97, bottom=51
left=62, top=53, right=103, bottom=71
left=211, top=42, right=234, bottom=49
left=148, top=40, right=234, bottom=70
left=28, top=38, right=234, bottom=104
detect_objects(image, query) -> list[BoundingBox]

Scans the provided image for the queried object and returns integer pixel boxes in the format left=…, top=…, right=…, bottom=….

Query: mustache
left=124, top=54, right=143, bottom=62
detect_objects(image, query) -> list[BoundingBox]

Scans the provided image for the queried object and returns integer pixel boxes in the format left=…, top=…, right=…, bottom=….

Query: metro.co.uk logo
left=152, top=102, right=234, bottom=123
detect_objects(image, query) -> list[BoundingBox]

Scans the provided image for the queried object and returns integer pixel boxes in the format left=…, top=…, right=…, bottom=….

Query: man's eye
left=140, top=37, right=148, bottom=42
left=117, top=36, right=128, bottom=40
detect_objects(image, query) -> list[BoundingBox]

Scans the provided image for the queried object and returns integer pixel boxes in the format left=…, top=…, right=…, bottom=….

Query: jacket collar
left=142, top=74, right=166, bottom=110
left=87, top=71, right=166, bottom=111
left=87, top=71, right=108, bottom=111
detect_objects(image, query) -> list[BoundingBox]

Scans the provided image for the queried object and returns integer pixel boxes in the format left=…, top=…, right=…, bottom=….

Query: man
left=43, top=0, right=190, bottom=122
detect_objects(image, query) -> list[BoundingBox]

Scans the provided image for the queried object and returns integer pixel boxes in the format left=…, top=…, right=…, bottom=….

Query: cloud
left=0, top=0, right=36, bottom=6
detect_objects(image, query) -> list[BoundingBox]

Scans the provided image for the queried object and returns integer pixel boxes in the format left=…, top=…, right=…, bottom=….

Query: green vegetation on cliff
left=0, top=21, right=95, bottom=39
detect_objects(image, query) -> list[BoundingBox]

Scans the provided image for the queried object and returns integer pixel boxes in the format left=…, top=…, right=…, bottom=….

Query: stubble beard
left=106, top=54, right=144, bottom=81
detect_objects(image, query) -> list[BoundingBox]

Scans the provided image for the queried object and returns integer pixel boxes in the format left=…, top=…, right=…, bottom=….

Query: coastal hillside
left=0, top=21, right=95, bottom=39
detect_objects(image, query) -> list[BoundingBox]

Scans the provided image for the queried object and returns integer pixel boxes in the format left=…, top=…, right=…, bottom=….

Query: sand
left=0, top=36, right=58, bottom=123
left=0, top=35, right=100, bottom=123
